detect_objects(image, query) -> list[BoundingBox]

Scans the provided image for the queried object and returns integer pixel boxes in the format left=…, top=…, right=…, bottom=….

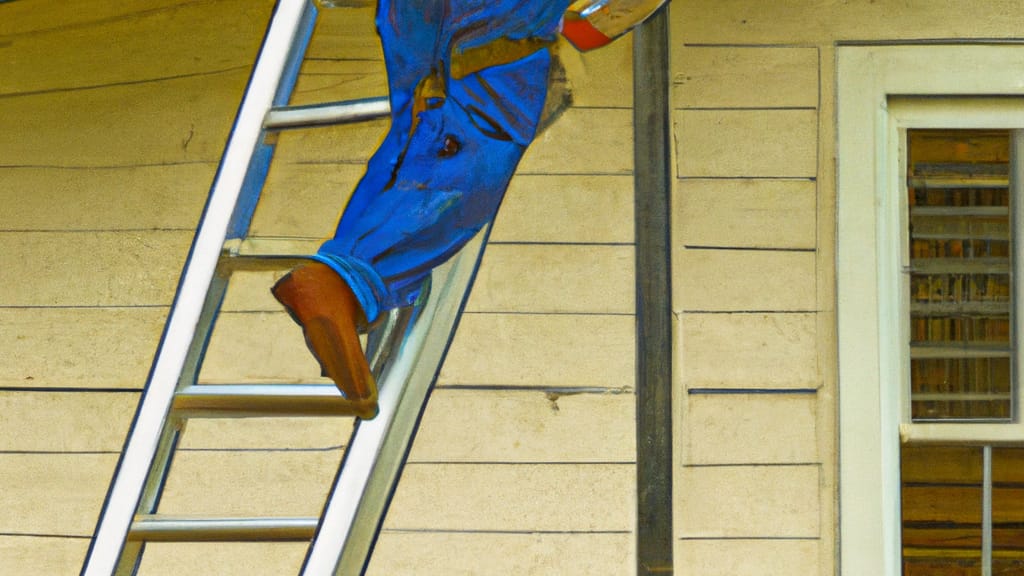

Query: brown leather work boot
left=271, top=263, right=378, bottom=419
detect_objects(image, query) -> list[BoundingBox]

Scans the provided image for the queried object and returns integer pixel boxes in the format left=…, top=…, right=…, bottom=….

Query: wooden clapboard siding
left=135, top=543, right=310, bottom=575
left=0, top=453, right=120, bottom=537
left=675, top=109, right=818, bottom=178
left=4, top=1, right=640, bottom=574
left=0, top=0, right=275, bottom=572
left=288, top=59, right=388, bottom=106
left=1, top=70, right=249, bottom=168
left=681, top=393, right=817, bottom=464
left=409, top=389, right=635, bottom=463
left=369, top=532, right=633, bottom=576
left=0, top=1, right=272, bottom=97
left=0, top=308, right=167, bottom=389
left=680, top=313, right=818, bottom=390
left=0, top=165, right=213, bottom=231
left=677, top=464, right=821, bottom=538
left=676, top=248, right=816, bottom=312
left=676, top=179, right=816, bottom=250
left=670, top=22, right=828, bottom=573
left=0, top=231, right=192, bottom=307
left=557, top=35, right=633, bottom=109
left=674, top=0, right=1024, bottom=45
left=156, top=450, right=345, bottom=517
left=673, top=47, right=819, bottom=109
left=440, top=313, right=635, bottom=388
left=0, top=536, right=92, bottom=576
left=0, top=391, right=140, bottom=452
left=519, top=108, right=633, bottom=175
left=491, top=174, right=635, bottom=244
left=677, top=539, right=819, bottom=576
left=465, top=244, right=634, bottom=314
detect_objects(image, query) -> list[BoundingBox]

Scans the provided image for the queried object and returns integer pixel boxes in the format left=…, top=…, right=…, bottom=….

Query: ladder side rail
left=301, top=228, right=491, bottom=576
left=81, top=2, right=315, bottom=574
left=227, top=0, right=318, bottom=239
left=109, top=272, right=233, bottom=574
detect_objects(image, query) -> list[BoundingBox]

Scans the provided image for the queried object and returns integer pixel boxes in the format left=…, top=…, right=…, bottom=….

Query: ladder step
left=264, top=97, right=390, bottom=130
left=218, top=237, right=320, bottom=273
left=173, top=384, right=361, bottom=417
left=129, top=515, right=317, bottom=542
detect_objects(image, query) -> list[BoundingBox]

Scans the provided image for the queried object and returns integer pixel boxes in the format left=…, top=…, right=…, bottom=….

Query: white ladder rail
left=303, top=229, right=489, bottom=576
left=81, top=2, right=318, bottom=573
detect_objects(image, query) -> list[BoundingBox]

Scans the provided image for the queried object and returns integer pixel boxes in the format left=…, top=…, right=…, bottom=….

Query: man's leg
left=273, top=0, right=565, bottom=418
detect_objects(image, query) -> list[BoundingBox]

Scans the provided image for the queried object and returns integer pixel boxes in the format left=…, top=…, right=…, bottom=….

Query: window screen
left=907, top=129, right=1013, bottom=421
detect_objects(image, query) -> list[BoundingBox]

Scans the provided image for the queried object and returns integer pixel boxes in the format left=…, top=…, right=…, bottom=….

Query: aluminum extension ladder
left=81, top=1, right=488, bottom=573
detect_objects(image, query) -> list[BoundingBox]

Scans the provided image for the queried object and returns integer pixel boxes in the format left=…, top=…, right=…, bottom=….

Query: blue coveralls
left=312, top=0, right=570, bottom=324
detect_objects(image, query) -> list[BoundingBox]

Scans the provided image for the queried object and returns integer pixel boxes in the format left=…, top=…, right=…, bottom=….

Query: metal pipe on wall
left=633, top=4, right=674, bottom=575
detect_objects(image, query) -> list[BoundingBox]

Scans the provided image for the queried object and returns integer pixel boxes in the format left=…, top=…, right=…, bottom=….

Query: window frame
left=837, top=44, right=1024, bottom=576
left=892, top=101, right=1024, bottom=438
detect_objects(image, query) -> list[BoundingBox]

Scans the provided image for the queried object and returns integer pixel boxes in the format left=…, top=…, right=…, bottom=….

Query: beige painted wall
left=671, top=2, right=1024, bottom=576
left=5, top=0, right=1024, bottom=574
left=1, top=1, right=634, bottom=574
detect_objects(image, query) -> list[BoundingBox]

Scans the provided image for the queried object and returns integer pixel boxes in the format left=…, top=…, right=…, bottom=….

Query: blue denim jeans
left=313, top=0, right=569, bottom=323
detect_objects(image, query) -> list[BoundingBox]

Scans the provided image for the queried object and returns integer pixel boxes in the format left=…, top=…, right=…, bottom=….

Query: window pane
left=992, top=447, right=1024, bottom=573
left=907, top=129, right=1013, bottom=421
left=902, top=444, right=984, bottom=574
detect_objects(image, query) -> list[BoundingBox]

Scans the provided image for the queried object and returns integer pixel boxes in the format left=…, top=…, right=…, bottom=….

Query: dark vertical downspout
left=633, top=5, right=674, bottom=576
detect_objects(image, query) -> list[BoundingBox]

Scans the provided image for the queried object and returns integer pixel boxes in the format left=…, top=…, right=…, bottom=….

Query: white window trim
left=837, top=44, right=1024, bottom=576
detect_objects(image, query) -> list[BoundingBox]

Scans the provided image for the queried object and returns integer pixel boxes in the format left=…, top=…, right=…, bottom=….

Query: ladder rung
left=129, top=515, right=317, bottom=542
left=219, top=237, right=321, bottom=272
left=173, top=384, right=360, bottom=417
left=264, top=97, right=390, bottom=130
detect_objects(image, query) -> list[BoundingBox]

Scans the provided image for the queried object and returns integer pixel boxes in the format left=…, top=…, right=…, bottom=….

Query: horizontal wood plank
left=410, top=389, right=635, bottom=463
left=0, top=231, right=190, bottom=306
left=269, top=116, right=389, bottom=165
left=0, top=165, right=211, bottom=232
left=682, top=393, right=817, bottom=464
left=675, top=178, right=816, bottom=250
left=673, top=46, right=819, bottom=109
left=675, top=248, right=817, bottom=312
left=466, top=244, right=634, bottom=314
left=675, top=109, right=818, bottom=178
left=1, top=70, right=249, bottom=167
left=303, top=5, right=385, bottom=62
left=0, top=307, right=166, bottom=389
left=370, top=531, right=633, bottom=575
left=491, top=174, right=634, bottom=244
left=157, top=450, right=343, bottom=517
left=0, top=536, right=90, bottom=576
left=440, top=313, right=635, bottom=388
left=1, top=0, right=190, bottom=37
left=289, top=59, right=387, bottom=107
left=0, top=453, right=118, bottom=536
left=678, top=465, right=820, bottom=538
left=0, top=391, right=137, bottom=452
left=249, top=162, right=364, bottom=238
left=383, top=463, right=634, bottom=532
left=519, top=108, right=633, bottom=175
left=673, top=0, right=1024, bottom=45
left=557, top=36, right=633, bottom=108
left=679, top=313, right=819, bottom=390
left=677, top=538, right=819, bottom=576
left=137, top=542, right=308, bottom=576
left=178, top=416, right=353, bottom=451
left=198, top=311, right=331, bottom=384
left=0, top=0, right=271, bottom=96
